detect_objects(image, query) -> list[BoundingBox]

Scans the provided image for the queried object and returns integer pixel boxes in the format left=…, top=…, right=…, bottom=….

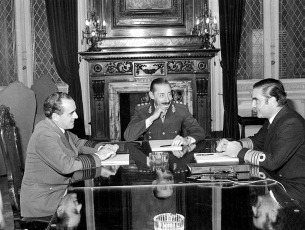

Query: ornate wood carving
left=135, top=63, right=165, bottom=76
left=80, top=42, right=219, bottom=141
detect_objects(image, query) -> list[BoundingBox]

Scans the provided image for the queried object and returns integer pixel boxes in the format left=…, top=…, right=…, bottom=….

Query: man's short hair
left=54, top=211, right=77, bottom=230
left=44, top=92, right=73, bottom=118
left=150, top=78, right=171, bottom=92
left=253, top=78, right=287, bottom=106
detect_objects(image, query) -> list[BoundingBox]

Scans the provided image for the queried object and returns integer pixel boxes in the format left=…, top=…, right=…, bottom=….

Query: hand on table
left=96, top=144, right=119, bottom=161
left=172, top=143, right=196, bottom=158
left=216, top=138, right=230, bottom=152
left=172, top=135, right=189, bottom=146
left=216, top=138, right=242, bottom=157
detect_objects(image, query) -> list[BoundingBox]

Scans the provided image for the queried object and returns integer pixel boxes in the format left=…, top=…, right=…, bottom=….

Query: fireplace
left=79, top=36, right=219, bottom=141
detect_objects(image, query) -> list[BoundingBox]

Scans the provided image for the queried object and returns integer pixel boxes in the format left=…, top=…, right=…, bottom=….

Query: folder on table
left=149, top=139, right=182, bottom=152
left=101, top=154, right=129, bottom=166
left=194, top=153, right=239, bottom=164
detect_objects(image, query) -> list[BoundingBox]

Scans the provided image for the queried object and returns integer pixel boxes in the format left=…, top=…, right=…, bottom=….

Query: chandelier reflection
left=192, top=4, right=219, bottom=49
left=82, top=12, right=106, bottom=52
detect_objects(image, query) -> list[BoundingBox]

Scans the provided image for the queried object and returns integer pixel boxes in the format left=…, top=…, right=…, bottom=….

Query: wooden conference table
left=47, top=140, right=305, bottom=230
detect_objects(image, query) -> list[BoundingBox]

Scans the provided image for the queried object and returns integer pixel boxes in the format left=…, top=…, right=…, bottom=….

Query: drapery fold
left=45, top=0, right=85, bottom=137
left=219, top=0, right=246, bottom=139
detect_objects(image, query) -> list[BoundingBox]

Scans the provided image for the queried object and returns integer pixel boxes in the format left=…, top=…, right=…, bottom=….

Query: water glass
left=154, top=213, right=184, bottom=230
left=149, top=152, right=169, bottom=171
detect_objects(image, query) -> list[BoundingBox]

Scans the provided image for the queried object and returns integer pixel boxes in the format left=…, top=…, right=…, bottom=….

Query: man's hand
left=172, top=144, right=196, bottom=158
left=172, top=135, right=189, bottom=146
left=149, top=104, right=170, bottom=122
left=96, top=144, right=119, bottom=161
left=222, top=141, right=242, bottom=158
left=100, top=166, right=119, bottom=178
left=216, top=138, right=230, bottom=152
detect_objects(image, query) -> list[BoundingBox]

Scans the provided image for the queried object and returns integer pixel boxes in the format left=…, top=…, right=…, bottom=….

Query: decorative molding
left=135, top=62, right=165, bottom=76
left=113, top=0, right=183, bottom=27
left=167, top=60, right=194, bottom=73
left=95, top=36, right=205, bottom=49
left=105, top=62, right=133, bottom=74
left=80, top=49, right=220, bottom=61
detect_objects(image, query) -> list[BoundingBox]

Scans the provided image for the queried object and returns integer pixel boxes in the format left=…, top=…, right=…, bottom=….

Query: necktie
left=267, top=121, right=271, bottom=129
left=65, top=131, right=70, bottom=141
left=161, top=112, right=166, bottom=123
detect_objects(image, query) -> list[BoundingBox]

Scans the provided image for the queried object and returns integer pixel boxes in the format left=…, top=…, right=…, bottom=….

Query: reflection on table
left=47, top=140, right=305, bottom=230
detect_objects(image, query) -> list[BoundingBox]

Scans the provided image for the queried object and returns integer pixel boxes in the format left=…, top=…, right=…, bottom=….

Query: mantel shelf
left=79, top=48, right=220, bottom=60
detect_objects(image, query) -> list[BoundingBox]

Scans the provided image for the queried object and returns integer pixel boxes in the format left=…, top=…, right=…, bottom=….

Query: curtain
left=45, top=0, right=85, bottom=137
left=219, top=0, right=245, bottom=139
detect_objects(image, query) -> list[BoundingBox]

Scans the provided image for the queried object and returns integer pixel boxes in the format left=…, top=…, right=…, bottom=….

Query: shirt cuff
left=97, top=145, right=104, bottom=151
left=186, top=136, right=196, bottom=145
left=145, top=118, right=153, bottom=128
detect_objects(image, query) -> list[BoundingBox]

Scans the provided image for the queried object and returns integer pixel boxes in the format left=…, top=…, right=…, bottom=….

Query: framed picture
left=113, top=0, right=184, bottom=27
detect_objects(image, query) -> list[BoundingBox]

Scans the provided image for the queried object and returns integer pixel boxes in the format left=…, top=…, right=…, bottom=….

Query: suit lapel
left=264, top=106, right=287, bottom=150
left=45, top=118, right=77, bottom=153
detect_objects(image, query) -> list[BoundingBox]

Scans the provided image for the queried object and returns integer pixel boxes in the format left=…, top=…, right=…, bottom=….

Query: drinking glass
left=154, top=213, right=184, bottom=230
left=149, top=152, right=169, bottom=171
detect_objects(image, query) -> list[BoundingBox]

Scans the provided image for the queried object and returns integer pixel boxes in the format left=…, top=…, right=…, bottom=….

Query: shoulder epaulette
left=173, top=101, right=187, bottom=106
left=137, top=102, right=150, bottom=108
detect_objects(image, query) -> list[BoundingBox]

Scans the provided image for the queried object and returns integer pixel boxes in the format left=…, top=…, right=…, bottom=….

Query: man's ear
left=269, top=97, right=277, bottom=106
left=52, top=113, right=59, bottom=122
left=149, top=91, right=154, bottom=100
left=57, top=205, right=64, bottom=217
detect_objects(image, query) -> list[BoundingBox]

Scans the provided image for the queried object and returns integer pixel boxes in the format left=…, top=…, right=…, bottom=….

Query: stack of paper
left=194, top=153, right=239, bottom=164
left=101, top=154, right=129, bottom=166
left=149, top=139, right=182, bottom=152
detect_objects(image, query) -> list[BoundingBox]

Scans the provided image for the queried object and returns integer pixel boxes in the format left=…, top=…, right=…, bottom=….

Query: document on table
left=149, top=139, right=182, bottom=152
left=194, top=153, right=239, bottom=164
left=101, top=154, right=129, bottom=165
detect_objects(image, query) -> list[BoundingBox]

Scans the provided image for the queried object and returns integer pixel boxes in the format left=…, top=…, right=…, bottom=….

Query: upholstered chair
left=0, top=81, right=36, bottom=169
left=31, top=76, right=58, bottom=126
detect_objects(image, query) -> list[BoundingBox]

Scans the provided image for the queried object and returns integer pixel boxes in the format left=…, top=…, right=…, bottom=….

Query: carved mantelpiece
left=79, top=36, right=219, bottom=141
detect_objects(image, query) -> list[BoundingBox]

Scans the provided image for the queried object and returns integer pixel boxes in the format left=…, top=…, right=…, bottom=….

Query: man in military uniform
left=124, top=78, right=205, bottom=146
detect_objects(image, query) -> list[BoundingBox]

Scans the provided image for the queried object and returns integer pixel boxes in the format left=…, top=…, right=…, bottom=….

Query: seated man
left=217, top=78, right=305, bottom=208
left=21, top=92, right=119, bottom=218
left=124, top=78, right=205, bottom=146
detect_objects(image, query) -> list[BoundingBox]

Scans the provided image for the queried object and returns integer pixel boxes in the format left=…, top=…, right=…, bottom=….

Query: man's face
left=251, top=87, right=273, bottom=119
left=154, top=169, right=174, bottom=198
left=53, top=99, right=78, bottom=130
left=252, top=194, right=279, bottom=229
left=58, top=193, right=82, bottom=228
left=149, top=84, right=173, bottom=110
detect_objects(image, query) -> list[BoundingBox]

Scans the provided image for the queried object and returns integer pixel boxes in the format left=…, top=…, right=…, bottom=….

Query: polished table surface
left=48, top=140, right=305, bottom=230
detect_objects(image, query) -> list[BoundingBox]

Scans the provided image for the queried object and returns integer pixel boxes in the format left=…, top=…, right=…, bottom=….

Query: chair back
left=31, top=76, right=58, bottom=126
left=0, top=81, right=36, bottom=168
left=0, top=105, right=23, bottom=229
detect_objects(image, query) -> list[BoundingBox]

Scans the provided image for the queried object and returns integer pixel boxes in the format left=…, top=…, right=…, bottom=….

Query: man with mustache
left=21, top=92, right=119, bottom=218
left=124, top=78, right=204, bottom=146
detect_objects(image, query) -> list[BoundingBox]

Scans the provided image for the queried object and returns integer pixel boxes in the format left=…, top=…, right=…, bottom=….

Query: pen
left=159, top=144, right=172, bottom=147
left=195, top=153, right=214, bottom=156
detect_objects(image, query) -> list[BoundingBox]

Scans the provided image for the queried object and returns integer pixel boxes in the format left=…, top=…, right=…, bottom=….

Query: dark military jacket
left=124, top=101, right=205, bottom=142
